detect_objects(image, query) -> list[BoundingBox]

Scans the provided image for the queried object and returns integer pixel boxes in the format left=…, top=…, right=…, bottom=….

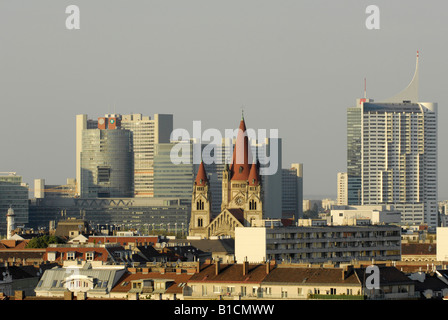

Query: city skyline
left=1, top=1, right=447, bottom=200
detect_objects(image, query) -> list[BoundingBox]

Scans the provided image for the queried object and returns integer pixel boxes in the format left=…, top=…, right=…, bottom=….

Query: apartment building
left=235, top=222, right=401, bottom=264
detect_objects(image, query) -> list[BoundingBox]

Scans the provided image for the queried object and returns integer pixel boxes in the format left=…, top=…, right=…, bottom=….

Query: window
left=86, top=252, right=94, bottom=261
left=97, top=166, right=111, bottom=183
left=249, top=200, right=257, bottom=210
left=213, top=286, right=221, bottom=294
left=198, top=218, right=203, bottom=227
left=47, top=252, right=56, bottom=262
left=67, top=252, right=75, bottom=261
left=281, top=288, right=288, bottom=298
left=241, top=286, right=246, bottom=297
left=196, top=200, right=204, bottom=210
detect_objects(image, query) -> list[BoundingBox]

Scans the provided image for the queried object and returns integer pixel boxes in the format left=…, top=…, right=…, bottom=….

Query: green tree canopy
left=25, top=235, right=65, bottom=248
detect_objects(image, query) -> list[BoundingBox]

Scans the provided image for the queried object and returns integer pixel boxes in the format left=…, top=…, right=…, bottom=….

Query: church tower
left=189, top=161, right=212, bottom=237
left=221, top=114, right=263, bottom=226
left=245, top=162, right=263, bottom=226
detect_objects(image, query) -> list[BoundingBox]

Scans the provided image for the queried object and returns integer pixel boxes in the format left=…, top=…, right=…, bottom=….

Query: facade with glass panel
left=0, top=173, right=29, bottom=236
left=347, top=99, right=438, bottom=227
left=80, top=129, right=134, bottom=198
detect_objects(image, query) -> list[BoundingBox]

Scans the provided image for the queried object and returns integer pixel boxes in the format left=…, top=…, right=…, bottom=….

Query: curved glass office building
left=80, top=127, right=133, bottom=198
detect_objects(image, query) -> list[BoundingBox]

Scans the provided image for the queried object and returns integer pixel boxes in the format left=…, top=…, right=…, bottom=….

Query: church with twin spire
left=188, top=115, right=263, bottom=239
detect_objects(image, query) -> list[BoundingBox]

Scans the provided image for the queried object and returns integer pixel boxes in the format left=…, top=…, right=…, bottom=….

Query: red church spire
left=230, top=115, right=252, bottom=181
left=195, top=161, right=208, bottom=186
left=248, top=162, right=260, bottom=186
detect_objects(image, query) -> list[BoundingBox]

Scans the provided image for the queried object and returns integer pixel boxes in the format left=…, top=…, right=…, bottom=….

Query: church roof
left=230, top=117, right=252, bottom=181
left=226, top=208, right=245, bottom=225
left=194, top=161, right=208, bottom=186
left=248, top=162, right=260, bottom=186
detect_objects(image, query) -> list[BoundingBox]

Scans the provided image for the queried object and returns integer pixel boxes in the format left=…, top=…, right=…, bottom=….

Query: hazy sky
left=1, top=0, right=447, bottom=199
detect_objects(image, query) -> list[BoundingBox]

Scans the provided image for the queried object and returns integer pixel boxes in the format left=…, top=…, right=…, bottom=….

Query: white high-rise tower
left=347, top=52, right=438, bottom=228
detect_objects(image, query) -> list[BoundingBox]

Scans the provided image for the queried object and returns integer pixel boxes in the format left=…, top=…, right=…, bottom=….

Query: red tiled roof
left=0, top=240, right=30, bottom=249
left=88, top=236, right=158, bottom=245
left=111, top=271, right=193, bottom=294
left=402, top=243, right=436, bottom=255
left=263, top=267, right=361, bottom=285
left=188, top=263, right=267, bottom=284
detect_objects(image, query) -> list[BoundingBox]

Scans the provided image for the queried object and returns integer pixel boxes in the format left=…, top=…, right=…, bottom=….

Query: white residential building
left=330, top=205, right=401, bottom=226
left=235, top=223, right=401, bottom=264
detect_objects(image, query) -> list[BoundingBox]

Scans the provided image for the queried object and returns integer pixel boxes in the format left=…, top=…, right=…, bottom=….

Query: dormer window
left=86, top=252, right=94, bottom=261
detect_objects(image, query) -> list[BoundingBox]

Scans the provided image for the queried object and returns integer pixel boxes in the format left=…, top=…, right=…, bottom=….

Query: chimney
left=243, top=260, right=249, bottom=276
left=267, top=260, right=276, bottom=274
left=342, top=265, right=353, bottom=280
left=15, top=291, right=25, bottom=301
left=215, top=261, right=220, bottom=276
left=196, top=260, right=201, bottom=273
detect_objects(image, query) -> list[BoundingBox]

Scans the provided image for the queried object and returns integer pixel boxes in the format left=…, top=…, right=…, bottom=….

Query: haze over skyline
left=1, top=0, right=447, bottom=199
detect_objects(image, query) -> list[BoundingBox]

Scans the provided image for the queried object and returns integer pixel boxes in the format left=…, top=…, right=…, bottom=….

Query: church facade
left=188, top=116, right=263, bottom=239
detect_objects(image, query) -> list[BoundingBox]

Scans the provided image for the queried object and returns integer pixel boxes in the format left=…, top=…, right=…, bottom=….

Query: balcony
left=308, top=294, right=365, bottom=300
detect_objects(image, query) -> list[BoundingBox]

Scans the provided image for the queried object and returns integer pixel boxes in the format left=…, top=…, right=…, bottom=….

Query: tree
left=26, top=235, right=65, bottom=248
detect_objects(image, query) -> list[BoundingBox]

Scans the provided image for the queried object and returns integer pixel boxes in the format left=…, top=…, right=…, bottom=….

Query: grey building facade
left=80, top=128, right=134, bottom=198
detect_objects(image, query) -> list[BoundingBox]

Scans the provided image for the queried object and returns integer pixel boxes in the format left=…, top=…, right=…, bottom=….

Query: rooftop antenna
left=364, top=78, right=367, bottom=99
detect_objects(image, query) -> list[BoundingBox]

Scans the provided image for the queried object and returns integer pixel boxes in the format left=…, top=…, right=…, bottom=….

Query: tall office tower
left=282, top=163, right=303, bottom=221
left=337, top=172, right=348, bottom=205
left=121, top=114, right=173, bottom=197
left=347, top=52, right=438, bottom=228
left=0, top=173, right=29, bottom=236
left=76, top=115, right=99, bottom=196
left=153, top=141, right=194, bottom=199
left=255, top=137, right=283, bottom=220
left=80, top=115, right=134, bottom=198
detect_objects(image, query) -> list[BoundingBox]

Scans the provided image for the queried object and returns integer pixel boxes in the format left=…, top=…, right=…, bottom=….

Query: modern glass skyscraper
left=347, top=105, right=362, bottom=205
left=0, top=173, right=29, bottom=236
left=346, top=53, right=438, bottom=228
left=282, top=163, right=303, bottom=220
left=76, top=113, right=173, bottom=198
left=153, top=142, right=194, bottom=199
left=121, top=114, right=173, bottom=197
left=80, top=126, right=134, bottom=198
